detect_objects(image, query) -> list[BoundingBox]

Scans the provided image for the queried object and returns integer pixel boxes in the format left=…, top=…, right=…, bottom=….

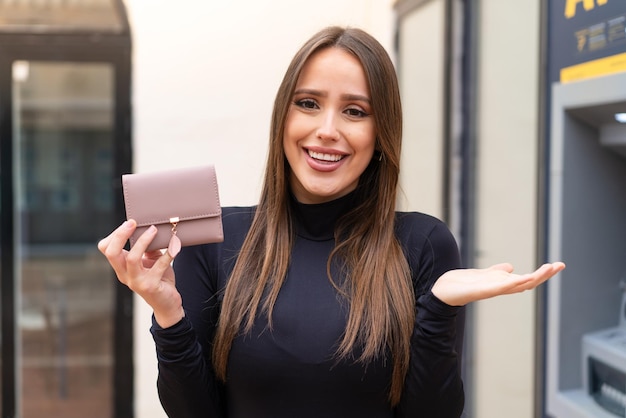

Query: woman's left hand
left=431, top=262, right=566, bottom=306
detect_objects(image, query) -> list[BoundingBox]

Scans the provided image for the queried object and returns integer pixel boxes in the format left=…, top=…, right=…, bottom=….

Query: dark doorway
left=0, top=2, right=133, bottom=417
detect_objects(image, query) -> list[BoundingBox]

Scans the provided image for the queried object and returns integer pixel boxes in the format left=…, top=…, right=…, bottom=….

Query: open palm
left=431, top=262, right=566, bottom=307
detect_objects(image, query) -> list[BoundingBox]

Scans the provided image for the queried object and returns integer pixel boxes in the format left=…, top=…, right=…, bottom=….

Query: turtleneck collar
left=290, top=191, right=357, bottom=241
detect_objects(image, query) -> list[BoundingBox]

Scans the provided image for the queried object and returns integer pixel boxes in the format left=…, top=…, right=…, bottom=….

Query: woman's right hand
left=97, top=219, right=184, bottom=328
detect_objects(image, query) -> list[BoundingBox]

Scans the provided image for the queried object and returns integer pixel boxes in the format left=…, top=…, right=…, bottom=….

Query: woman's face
left=283, top=47, right=376, bottom=204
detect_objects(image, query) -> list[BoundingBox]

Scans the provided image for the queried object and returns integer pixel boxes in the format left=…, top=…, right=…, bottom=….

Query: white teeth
left=308, top=150, right=343, bottom=162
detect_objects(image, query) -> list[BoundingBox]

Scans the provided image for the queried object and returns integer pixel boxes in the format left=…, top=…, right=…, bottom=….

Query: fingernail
left=168, top=234, right=181, bottom=258
left=148, top=225, right=157, bottom=233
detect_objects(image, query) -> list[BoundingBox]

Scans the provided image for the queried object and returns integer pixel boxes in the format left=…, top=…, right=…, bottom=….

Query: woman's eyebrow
left=341, top=93, right=371, bottom=104
left=293, top=88, right=370, bottom=104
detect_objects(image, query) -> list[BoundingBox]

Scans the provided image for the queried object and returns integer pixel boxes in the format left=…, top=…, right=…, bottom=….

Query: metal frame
left=0, top=21, right=133, bottom=418
left=535, top=1, right=551, bottom=416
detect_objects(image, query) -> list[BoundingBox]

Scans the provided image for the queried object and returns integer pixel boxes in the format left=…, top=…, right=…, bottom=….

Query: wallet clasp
left=169, top=217, right=180, bottom=235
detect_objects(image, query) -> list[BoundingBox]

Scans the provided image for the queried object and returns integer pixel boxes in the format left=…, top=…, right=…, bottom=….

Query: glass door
left=12, top=60, right=117, bottom=418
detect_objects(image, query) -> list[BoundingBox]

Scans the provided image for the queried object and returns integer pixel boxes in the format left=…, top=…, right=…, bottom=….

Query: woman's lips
left=308, top=150, right=343, bottom=162
left=304, top=148, right=347, bottom=172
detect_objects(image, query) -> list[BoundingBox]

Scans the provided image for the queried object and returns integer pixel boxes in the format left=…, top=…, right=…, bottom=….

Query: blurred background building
left=0, top=0, right=625, bottom=417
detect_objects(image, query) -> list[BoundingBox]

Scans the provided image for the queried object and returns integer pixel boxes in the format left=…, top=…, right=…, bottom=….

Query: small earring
left=377, top=151, right=383, bottom=162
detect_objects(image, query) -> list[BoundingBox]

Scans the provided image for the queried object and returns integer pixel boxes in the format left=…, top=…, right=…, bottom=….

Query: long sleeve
left=150, top=207, right=253, bottom=418
left=150, top=243, right=227, bottom=418
left=151, top=207, right=254, bottom=418
left=151, top=316, right=224, bottom=417
left=395, top=216, right=465, bottom=417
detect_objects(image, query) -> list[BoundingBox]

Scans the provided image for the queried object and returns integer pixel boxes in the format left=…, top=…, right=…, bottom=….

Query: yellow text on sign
left=565, top=0, right=609, bottom=19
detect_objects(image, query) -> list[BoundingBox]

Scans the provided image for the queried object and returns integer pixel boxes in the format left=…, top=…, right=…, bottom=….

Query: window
left=0, top=2, right=132, bottom=416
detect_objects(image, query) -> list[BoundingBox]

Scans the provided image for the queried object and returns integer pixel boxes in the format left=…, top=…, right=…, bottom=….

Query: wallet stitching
left=123, top=173, right=222, bottom=227
left=134, top=212, right=221, bottom=226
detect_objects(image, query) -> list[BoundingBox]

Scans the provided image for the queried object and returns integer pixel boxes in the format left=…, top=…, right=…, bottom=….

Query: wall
left=123, top=1, right=395, bottom=416
left=395, top=1, right=543, bottom=415
left=397, top=0, right=446, bottom=216
left=473, top=0, right=541, bottom=417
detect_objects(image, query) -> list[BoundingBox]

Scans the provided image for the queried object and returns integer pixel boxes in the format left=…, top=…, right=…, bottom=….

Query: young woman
left=98, top=26, right=565, bottom=418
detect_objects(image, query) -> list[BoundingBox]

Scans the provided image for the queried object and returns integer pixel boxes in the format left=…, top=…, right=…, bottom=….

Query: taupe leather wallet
left=122, top=165, right=224, bottom=252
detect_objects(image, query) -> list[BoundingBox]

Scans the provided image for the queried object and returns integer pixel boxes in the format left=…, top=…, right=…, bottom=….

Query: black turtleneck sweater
left=151, top=194, right=465, bottom=418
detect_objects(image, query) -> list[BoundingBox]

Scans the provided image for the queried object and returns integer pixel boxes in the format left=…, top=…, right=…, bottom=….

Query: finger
left=126, top=225, right=159, bottom=276
left=99, top=220, right=138, bottom=273
left=537, top=262, right=566, bottom=283
left=95, top=221, right=137, bottom=286
left=142, top=250, right=164, bottom=269
left=532, top=262, right=564, bottom=281
left=98, top=219, right=136, bottom=255
left=149, top=234, right=181, bottom=276
left=514, top=263, right=564, bottom=292
left=531, top=263, right=554, bottom=279
left=145, top=249, right=164, bottom=259
left=494, top=277, right=535, bottom=296
left=143, top=249, right=165, bottom=262
left=488, top=263, right=514, bottom=273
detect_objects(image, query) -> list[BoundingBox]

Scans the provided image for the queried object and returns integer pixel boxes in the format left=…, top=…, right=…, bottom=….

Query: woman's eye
left=345, top=108, right=368, bottom=118
left=295, top=99, right=318, bottom=110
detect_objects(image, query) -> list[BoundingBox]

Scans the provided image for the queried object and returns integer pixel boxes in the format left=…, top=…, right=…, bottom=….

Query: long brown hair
left=212, top=26, right=414, bottom=405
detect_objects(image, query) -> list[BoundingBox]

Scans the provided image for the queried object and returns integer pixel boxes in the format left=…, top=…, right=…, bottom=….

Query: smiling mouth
left=307, top=150, right=345, bottom=162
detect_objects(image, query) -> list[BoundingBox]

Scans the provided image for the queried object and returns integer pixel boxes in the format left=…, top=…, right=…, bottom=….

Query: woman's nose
left=315, top=111, right=340, bottom=141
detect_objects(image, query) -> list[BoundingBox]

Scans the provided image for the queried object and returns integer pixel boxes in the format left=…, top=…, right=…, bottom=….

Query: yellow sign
left=560, top=51, right=626, bottom=82
left=565, top=0, right=609, bottom=19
